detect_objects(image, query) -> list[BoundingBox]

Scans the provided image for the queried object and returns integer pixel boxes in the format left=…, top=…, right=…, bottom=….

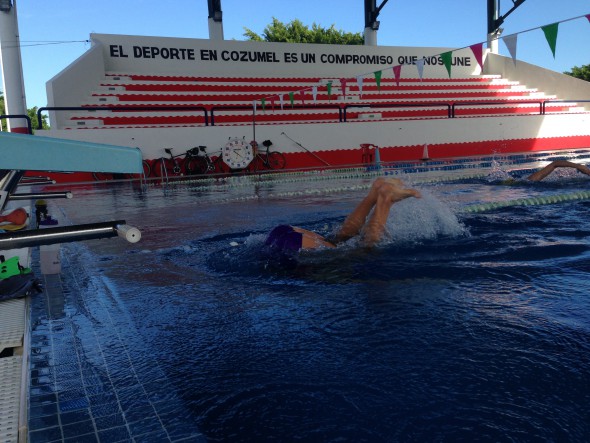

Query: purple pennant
left=392, top=65, right=402, bottom=87
left=469, top=43, right=484, bottom=71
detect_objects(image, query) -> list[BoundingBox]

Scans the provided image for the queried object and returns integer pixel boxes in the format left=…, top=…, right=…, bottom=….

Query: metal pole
left=0, top=0, right=29, bottom=133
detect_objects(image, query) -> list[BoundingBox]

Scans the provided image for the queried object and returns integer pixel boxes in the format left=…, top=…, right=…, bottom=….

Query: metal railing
left=36, top=98, right=590, bottom=130
left=211, top=104, right=343, bottom=125
left=542, top=99, right=590, bottom=114
left=344, top=103, right=452, bottom=121
left=36, top=105, right=209, bottom=129
left=0, top=115, right=32, bottom=134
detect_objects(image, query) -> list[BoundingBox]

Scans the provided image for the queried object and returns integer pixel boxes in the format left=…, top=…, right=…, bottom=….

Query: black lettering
left=133, top=46, right=142, bottom=58
left=169, top=48, right=179, bottom=60
left=301, top=53, right=316, bottom=63
left=200, top=49, right=217, bottom=61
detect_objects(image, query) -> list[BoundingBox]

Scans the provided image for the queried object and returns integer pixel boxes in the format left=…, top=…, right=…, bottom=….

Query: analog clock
left=222, top=138, right=254, bottom=169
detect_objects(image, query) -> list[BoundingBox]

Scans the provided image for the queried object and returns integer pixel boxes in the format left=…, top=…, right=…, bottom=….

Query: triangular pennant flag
left=541, top=23, right=559, bottom=58
left=416, top=59, right=424, bottom=82
left=312, top=86, right=318, bottom=104
left=327, top=81, right=332, bottom=101
left=586, top=14, right=590, bottom=24
left=502, top=34, right=518, bottom=65
left=289, top=92, right=294, bottom=108
left=261, top=98, right=265, bottom=112
left=469, top=43, right=484, bottom=71
left=279, top=94, right=284, bottom=110
left=440, top=51, right=453, bottom=78
left=374, top=70, right=382, bottom=91
left=340, top=78, right=347, bottom=99
left=356, top=75, right=364, bottom=98
left=253, top=100, right=257, bottom=113
left=392, top=65, right=402, bottom=87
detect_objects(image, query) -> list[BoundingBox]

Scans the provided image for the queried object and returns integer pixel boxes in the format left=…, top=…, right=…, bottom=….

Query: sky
left=1, top=0, right=589, bottom=108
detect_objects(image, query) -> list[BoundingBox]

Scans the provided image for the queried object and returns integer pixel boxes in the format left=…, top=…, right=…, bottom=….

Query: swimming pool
left=28, top=159, right=590, bottom=442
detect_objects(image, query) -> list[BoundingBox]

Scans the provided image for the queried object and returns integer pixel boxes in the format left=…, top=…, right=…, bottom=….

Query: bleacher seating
left=59, top=74, right=586, bottom=130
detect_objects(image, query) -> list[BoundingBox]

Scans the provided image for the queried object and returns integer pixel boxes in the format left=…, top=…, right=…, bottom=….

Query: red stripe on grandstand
left=93, top=90, right=530, bottom=102
left=105, top=74, right=499, bottom=83
left=104, top=83, right=517, bottom=92
left=281, top=135, right=590, bottom=169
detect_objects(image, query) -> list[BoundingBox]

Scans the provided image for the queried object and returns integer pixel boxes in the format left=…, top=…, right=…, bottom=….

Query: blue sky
left=3, top=0, right=589, bottom=108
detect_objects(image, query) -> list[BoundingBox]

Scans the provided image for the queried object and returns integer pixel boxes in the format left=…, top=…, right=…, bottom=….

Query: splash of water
left=382, top=190, right=468, bottom=244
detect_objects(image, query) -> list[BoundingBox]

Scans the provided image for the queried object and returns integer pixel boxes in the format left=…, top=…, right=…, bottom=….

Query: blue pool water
left=29, top=169, right=590, bottom=442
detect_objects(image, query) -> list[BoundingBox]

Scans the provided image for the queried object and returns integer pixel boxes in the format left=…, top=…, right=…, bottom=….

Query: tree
left=28, top=106, right=49, bottom=132
left=0, top=94, right=49, bottom=132
left=244, top=18, right=364, bottom=45
left=564, top=64, right=590, bottom=82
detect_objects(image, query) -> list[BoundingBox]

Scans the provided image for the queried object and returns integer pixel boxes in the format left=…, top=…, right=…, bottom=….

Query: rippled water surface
left=52, top=174, right=590, bottom=442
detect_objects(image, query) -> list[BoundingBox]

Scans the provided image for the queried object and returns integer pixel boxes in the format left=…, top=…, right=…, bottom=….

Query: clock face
left=222, top=139, right=254, bottom=169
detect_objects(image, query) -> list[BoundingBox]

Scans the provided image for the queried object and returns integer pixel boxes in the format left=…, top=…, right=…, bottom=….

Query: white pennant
left=312, top=86, right=318, bottom=104
left=253, top=100, right=257, bottom=112
left=502, top=34, right=518, bottom=65
left=416, top=58, right=425, bottom=82
left=279, top=94, right=284, bottom=110
left=356, top=75, right=364, bottom=97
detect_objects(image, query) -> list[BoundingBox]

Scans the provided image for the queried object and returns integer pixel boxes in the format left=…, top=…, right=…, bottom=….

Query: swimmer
left=265, top=178, right=421, bottom=254
left=526, top=160, right=590, bottom=181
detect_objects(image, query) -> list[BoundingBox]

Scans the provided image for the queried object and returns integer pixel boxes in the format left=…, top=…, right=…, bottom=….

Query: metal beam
left=488, top=0, right=527, bottom=34
left=364, top=0, right=389, bottom=30
left=207, top=0, right=222, bottom=22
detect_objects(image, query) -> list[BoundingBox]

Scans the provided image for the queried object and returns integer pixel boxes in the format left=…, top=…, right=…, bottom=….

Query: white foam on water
left=381, top=190, right=468, bottom=245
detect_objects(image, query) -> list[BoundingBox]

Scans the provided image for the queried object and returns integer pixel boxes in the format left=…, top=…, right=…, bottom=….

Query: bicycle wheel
left=185, top=157, right=208, bottom=175
left=153, top=158, right=177, bottom=178
left=92, top=172, right=113, bottom=181
left=142, top=160, right=151, bottom=178
left=267, top=151, right=287, bottom=169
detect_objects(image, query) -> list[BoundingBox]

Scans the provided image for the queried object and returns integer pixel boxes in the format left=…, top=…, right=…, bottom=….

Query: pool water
left=29, top=170, right=590, bottom=442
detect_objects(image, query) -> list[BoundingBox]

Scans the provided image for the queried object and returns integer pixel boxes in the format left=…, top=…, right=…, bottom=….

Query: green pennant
left=542, top=23, right=559, bottom=58
left=441, top=51, right=453, bottom=78
left=289, top=92, right=294, bottom=108
left=374, top=71, right=382, bottom=91
left=327, top=81, right=332, bottom=100
left=261, top=98, right=266, bottom=112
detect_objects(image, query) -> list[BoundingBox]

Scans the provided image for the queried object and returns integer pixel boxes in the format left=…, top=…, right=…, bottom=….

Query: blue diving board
left=0, top=132, right=143, bottom=173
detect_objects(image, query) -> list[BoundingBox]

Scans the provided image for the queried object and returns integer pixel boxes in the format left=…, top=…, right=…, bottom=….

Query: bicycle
left=250, top=140, right=287, bottom=171
left=153, top=147, right=201, bottom=178
left=184, top=146, right=225, bottom=175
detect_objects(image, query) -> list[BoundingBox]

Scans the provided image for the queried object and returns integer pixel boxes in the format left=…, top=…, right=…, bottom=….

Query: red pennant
left=392, top=65, right=402, bottom=87
left=586, top=14, right=590, bottom=24
left=340, top=78, right=347, bottom=99
left=469, top=43, right=484, bottom=70
left=299, top=90, right=306, bottom=105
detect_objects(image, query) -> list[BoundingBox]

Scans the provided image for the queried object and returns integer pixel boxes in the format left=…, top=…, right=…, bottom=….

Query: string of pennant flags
left=253, top=13, right=590, bottom=113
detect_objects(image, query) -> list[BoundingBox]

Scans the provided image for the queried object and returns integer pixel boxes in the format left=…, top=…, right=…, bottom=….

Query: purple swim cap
left=265, top=225, right=303, bottom=252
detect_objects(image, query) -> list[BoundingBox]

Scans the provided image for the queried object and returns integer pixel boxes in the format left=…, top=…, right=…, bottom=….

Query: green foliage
left=28, top=106, right=50, bottom=132
left=244, top=17, right=363, bottom=45
left=564, top=64, right=590, bottom=82
left=0, top=94, right=49, bottom=132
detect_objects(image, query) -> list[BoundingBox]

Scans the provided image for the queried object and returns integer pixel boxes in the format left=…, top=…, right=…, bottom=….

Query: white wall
left=45, top=43, right=106, bottom=127
left=91, top=33, right=480, bottom=79
left=485, top=53, right=590, bottom=110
